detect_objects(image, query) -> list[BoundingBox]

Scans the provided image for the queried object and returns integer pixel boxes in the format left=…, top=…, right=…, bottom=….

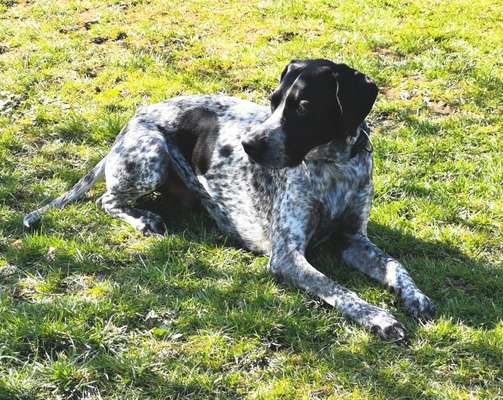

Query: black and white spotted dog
left=25, top=59, right=435, bottom=341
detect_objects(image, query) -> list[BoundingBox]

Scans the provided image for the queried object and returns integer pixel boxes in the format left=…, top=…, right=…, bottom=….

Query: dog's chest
left=321, top=179, right=361, bottom=220
left=303, top=160, right=373, bottom=242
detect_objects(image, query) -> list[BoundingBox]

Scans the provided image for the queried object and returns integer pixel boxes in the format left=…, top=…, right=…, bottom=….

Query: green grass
left=0, top=0, right=502, bottom=398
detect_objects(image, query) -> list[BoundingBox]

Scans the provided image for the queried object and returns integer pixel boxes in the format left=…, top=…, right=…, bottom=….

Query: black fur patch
left=331, top=210, right=364, bottom=258
left=125, top=160, right=135, bottom=173
left=219, top=145, right=233, bottom=158
left=173, top=107, right=220, bottom=175
left=274, top=59, right=378, bottom=165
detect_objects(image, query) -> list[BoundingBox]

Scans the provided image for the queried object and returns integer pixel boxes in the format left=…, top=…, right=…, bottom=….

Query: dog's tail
left=23, top=157, right=107, bottom=228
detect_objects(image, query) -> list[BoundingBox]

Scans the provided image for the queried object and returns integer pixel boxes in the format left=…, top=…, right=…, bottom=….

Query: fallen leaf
left=430, top=101, right=453, bottom=115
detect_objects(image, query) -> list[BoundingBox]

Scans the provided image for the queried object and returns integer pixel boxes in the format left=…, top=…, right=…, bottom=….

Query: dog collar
left=350, top=125, right=373, bottom=158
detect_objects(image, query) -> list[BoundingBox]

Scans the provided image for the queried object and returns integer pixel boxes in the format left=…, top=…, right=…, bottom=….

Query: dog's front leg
left=269, top=245, right=408, bottom=342
left=341, top=234, right=436, bottom=320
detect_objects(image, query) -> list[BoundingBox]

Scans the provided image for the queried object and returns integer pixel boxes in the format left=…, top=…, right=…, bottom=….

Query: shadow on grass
left=2, top=199, right=502, bottom=399
left=144, top=195, right=503, bottom=328
left=6, top=194, right=503, bottom=330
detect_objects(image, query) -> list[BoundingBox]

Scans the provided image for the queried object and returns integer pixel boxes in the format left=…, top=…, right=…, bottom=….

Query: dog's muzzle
left=242, top=138, right=268, bottom=163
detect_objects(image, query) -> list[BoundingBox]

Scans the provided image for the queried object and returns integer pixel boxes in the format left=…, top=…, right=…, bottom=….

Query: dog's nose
left=242, top=139, right=266, bottom=160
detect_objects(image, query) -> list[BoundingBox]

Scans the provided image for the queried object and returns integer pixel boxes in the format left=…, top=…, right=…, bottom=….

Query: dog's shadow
left=4, top=195, right=502, bottom=397
left=140, top=195, right=503, bottom=331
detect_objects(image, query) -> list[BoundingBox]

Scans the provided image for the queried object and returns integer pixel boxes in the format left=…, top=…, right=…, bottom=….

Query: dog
left=24, top=59, right=436, bottom=341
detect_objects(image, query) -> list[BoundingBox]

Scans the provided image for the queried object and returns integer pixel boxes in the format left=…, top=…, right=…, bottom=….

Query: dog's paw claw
left=405, top=292, right=436, bottom=321
left=368, top=311, right=408, bottom=343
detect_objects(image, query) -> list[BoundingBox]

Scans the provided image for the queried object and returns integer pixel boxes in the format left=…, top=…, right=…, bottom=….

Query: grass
left=0, top=0, right=502, bottom=398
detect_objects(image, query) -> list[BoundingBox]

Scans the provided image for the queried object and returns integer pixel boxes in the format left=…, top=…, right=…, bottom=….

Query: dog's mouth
left=247, top=155, right=302, bottom=169
left=241, top=140, right=264, bottom=163
left=243, top=139, right=310, bottom=169
left=242, top=121, right=291, bottom=168
left=242, top=146, right=294, bottom=169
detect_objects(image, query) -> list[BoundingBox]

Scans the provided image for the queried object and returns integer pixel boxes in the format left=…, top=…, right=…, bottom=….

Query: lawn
left=0, top=0, right=502, bottom=399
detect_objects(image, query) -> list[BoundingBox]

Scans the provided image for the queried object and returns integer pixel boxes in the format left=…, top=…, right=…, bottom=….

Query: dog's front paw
left=404, top=291, right=436, bottom=321
left=367, top=310, right=408, bottom=343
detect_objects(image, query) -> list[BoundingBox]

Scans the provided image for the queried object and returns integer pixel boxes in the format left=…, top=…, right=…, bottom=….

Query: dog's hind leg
left=98, top=191, right=165, bottom=236
left=97, top=130, right=170, bottom=236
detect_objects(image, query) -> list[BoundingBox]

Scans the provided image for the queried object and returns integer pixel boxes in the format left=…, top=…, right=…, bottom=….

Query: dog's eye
left=297, top=99, right=310, bottom=115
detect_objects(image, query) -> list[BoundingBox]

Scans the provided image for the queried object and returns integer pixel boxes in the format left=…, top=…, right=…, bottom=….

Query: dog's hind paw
left=136, top=214, right=166, bottom=237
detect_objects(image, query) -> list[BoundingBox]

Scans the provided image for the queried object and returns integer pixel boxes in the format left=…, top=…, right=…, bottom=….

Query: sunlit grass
left=0, top=0, right=502, bottom=398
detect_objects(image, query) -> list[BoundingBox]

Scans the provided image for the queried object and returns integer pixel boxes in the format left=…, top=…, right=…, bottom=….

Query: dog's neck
left=304, top=122, right=372, bottom=164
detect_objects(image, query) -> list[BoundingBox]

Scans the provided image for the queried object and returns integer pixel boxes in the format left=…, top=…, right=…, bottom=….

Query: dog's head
left=242, top=59, right=378, bottom=168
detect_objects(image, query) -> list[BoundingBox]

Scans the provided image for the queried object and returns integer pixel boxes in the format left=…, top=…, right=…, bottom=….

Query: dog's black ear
left=280, top=59, right=308, bottom=83
left=333, top=65, right=378, bottom=135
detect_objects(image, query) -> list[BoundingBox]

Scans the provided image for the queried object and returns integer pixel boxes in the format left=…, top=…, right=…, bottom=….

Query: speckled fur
left=24, top=61, right=435, bottom=341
